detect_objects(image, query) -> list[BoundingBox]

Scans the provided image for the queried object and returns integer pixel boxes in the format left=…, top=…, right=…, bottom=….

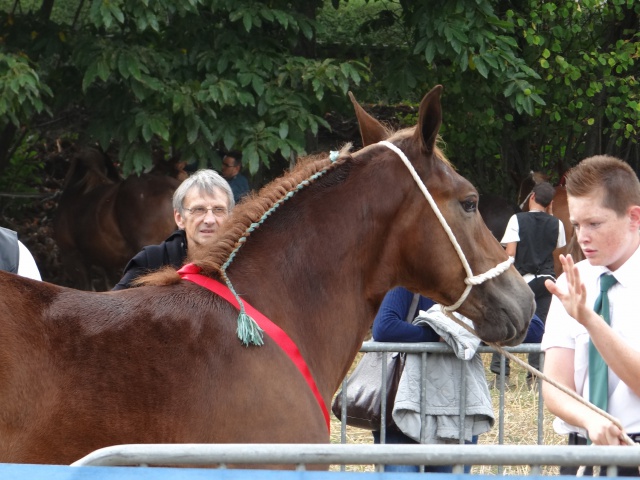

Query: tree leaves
left=1, top=0, right=639, bottom=188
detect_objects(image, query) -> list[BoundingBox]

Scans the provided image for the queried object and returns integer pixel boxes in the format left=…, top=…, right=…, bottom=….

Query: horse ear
left=348, top=91, right=388, bottom=146
left=413, top=85, right=443, bottom=155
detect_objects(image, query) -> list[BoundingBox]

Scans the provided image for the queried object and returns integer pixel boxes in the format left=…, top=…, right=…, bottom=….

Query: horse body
left=478, top=193, right=521, bottom=240
left=53, top=150, right=180, bottom=290
left=0, top=277, right=326, bottom=464
left=0, top=86, right=534, bottom=465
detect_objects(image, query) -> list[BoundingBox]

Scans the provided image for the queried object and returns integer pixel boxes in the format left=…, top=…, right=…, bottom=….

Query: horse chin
left=496, top=328, right=529, bottom=347
left=474, top=320, right=529, bottom=347
left=474, top=314, right=533, bottom=347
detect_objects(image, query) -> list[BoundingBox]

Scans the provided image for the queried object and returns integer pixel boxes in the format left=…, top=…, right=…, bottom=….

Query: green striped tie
left=588, top=273, right=617, bottom=412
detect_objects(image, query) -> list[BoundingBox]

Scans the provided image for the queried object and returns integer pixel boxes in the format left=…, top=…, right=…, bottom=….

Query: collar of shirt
left=599, top=243, right=640, bottom=289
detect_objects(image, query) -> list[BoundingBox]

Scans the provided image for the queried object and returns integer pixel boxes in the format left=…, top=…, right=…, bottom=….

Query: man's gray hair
left=173, top=169, right=235, bottom=213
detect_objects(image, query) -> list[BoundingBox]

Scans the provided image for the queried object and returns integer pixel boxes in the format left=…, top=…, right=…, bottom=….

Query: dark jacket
left=373, top=286, right=544, bottom=344
left=112, top=230, right=187, bottom=290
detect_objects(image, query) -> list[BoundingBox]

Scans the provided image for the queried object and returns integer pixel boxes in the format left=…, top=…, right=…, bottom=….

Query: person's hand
left=585, top=416, right=627, bottom=445
left=545, top=254, right=598, bottom=327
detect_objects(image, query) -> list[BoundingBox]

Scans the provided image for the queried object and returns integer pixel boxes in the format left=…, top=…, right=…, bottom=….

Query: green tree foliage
left=0, top=0, right=368, bottom=176
left=1, top=0, right=639, bottom=196
left=323, top=0, right=639, bottom=195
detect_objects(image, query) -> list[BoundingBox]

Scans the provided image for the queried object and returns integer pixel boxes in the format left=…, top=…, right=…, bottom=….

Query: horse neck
left=226, top=164, right=405, bottom=398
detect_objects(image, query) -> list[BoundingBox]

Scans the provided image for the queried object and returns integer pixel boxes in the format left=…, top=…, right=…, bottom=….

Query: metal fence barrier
left=67, top=342, right=640, bottom=474
left=71, top=443, right=640, bottom=474
left=335, top=342, right=546, bottom=447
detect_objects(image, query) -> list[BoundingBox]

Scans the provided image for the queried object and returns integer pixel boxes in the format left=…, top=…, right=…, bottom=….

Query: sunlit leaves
left=0, top=53, right=52, bottom=125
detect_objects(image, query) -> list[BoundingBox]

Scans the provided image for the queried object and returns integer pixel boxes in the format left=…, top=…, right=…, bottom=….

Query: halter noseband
left=377, top=141, right=513, bottom=313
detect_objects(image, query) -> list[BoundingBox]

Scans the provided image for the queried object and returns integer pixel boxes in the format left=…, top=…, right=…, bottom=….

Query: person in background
left=371, top=286, right=544, bottom=473
left=491, top=181, right=566, bottom=387
left=112, top=169, right=234, bottom=290
left=0, top=226, right=41, bottom=280
left=220, top=151, right=250, bottom=204
left=542, top=155, right=640, bottom=476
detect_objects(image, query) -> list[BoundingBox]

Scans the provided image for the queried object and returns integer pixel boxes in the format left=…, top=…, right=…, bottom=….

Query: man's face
left=174, top=187, right=230, bottom=247
left=221, top=156, right=240, bottom=180
left=569, top=188, right=640, bottom=271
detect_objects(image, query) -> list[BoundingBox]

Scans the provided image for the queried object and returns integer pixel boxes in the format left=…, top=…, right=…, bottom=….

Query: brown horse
left=0, top=86, right=534, bottom=465
left=478, top=193, right=521, bottom=240
left=53, top=149, right=181, bottom=290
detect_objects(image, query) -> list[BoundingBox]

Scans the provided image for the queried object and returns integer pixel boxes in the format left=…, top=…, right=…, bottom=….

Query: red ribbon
left=177, top=263, right=330, bottom=432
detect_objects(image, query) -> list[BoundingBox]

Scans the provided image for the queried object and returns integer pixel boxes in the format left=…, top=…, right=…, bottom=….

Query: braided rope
left=219, top=151, right=342, bottom=346
left=442, top=310, right=636, bottom=450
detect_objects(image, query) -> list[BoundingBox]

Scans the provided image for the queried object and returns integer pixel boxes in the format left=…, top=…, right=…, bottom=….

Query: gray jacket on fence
left=392, top=305, right=495, bottom=443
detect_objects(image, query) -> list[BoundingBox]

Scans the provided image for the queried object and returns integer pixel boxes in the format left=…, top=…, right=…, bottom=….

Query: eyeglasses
left=184, top=206, right=228, bottom=218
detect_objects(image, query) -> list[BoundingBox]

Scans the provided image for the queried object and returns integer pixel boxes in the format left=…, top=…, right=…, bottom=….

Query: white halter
left=378, top=141, right=513, bottom=313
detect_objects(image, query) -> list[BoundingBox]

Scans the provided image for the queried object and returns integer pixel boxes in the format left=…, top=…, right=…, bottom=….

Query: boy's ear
left=627, top=205, right=640, bottom=230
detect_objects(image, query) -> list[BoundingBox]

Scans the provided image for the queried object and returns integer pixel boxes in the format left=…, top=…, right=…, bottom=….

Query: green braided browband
left=221, top=150, right=342, bottom=346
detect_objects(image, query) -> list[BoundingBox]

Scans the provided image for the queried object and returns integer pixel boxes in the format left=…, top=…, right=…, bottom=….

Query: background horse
left=0, top=86, right=534, bottom=465
left=478, top=193, right=520, bottom=240
left=53, top=148, right=181, bottom=290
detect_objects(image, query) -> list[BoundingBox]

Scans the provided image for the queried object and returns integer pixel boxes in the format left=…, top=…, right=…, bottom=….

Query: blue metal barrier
left=0, top=464, right=456, bottom=480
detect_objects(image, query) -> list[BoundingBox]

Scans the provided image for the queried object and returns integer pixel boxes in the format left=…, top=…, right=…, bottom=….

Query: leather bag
left=331, top=293, right=419, bottom=430
left=331, top=350, right=405, bottom=430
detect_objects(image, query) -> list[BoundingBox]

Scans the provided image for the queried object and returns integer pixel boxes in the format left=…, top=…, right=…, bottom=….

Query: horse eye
left=461, top=200, right=477, bottom=212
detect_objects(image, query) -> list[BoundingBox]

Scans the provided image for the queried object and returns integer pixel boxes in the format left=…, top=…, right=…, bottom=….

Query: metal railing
left=335, top=342, right=545, bottom=447
left=68, top=342, right=640, bottom=474
left=72, top=443, right=640, bottom=474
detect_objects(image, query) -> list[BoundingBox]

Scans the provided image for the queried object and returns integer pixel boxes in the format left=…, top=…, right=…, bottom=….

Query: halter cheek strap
left=177, top=263, right=331, bottom=433
left=377, top=141, right=513, bottom=313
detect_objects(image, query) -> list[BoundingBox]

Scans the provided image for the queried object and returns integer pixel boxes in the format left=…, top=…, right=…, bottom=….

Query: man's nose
left=203, top=210, right=219, bottom=223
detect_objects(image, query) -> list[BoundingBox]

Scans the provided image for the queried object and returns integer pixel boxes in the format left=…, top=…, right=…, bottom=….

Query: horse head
left=350, top=86, right=534, bottom=345
left=515, top=170, right=550, bottom=208
left=61, top=148, right=118, bottom=194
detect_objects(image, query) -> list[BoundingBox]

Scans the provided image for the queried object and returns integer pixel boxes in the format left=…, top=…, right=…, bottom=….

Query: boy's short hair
left=565, top=155, right=640, bottom=216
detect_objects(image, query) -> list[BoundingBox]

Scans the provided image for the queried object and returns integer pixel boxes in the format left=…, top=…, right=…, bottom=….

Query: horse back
left=0, top=274, right=327, bottom=463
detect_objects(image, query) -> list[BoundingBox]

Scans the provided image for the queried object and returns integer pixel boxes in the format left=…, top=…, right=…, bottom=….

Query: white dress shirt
left=541, top=245, right=640, bottom=435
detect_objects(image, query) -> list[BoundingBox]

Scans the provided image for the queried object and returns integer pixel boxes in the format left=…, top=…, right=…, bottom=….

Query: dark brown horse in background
left=478, top=193, right=520, bottom=240
left=0, top=86, right=534, bottom=466
left=53, top=148, right=181, bottom=290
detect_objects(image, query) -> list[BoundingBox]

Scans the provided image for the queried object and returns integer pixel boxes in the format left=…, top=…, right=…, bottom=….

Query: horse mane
left=193, top=144, right=354, bottom=276
left=139, top=127, right=451, bottom=288
left=138, top=144, right=354, bottom=287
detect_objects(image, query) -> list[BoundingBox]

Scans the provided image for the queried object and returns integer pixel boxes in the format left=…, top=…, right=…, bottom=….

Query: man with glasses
left=220, top=151, right=250, bottom=204
left=113, top=169, right=234, bottom=290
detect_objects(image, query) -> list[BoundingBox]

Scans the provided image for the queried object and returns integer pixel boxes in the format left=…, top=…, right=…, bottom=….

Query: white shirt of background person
left=18, top=241, right=42, bottom=280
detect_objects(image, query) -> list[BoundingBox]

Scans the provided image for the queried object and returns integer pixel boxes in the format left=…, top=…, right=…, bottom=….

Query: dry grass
left=329, top=352, right=566, bottom=474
